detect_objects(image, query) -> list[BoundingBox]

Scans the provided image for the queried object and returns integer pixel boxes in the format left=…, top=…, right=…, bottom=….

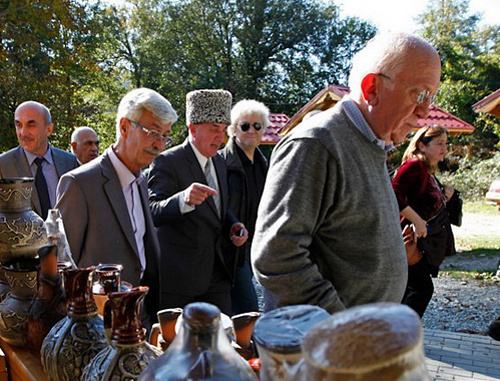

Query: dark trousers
left=230, top=253, right=259, bottom=315
left=161, top=258, right=232, bottom=316
left=402, top=258, right=435, bottom=318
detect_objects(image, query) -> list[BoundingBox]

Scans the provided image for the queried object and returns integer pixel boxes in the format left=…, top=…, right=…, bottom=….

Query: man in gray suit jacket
left=148, top=89, right=248, bottom=315
left=0, top=101, right=78, bottom=219
left=56, top=88, right=178, bottom=326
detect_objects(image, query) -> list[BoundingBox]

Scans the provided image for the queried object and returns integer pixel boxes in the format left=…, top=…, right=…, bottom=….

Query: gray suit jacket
left=55, top=148, right=160, bottom=317
left=148, top=139, right=236, bottom=297
left=0, top=145, right=78, bottom=216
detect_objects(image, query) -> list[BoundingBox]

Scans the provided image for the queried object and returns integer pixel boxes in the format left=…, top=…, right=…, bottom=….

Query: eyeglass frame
left=128, top=119, right=173, bottom=147
left=239, top=122, right=262, bottom=132
left=377, top=73, right=437, bottom=105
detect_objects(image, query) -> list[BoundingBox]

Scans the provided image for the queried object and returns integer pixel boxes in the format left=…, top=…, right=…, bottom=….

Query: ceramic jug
left=82, top=286, right=162, bottom=380
left=22, top=245, right=66, bottom=352
left=0, top=257, right=39, bottom=347
left=0, top=178, right=47, bottom=264
left=139, top=302, right=258, bottom=381
left=41, top=266, right=108, bottom=380
left=149, top=308, right=183, bottom=351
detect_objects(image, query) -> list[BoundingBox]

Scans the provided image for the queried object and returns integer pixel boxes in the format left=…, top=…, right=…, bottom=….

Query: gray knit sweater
left=251, top=101, right=407, bottom=313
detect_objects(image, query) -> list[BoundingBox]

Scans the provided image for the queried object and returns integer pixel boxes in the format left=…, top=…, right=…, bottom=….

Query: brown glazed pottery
left=148, top=307, right=183, bottom=351
left=0, top=257, right=39, bottom=347
left=0, top=178, right=47, bottom=264
left=139, top=302, right=258, bottom=381
left=22, top=245, right=67, bottom=352
left=41, top=266, right=108, bottom=380
left=81, top=286, right=161, bottom=381
left=231, top=311, right=261, bottom=360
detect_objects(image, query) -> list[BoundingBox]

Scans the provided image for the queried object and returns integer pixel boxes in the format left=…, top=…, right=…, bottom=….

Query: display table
left=0, top=338, right=48, bottom=381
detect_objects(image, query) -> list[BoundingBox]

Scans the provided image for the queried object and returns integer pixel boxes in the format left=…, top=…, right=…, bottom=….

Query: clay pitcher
left=0, top=257, right=39, bottom=347
left=231, top=311, right=261, bottom=360
left=41, top=266, right=108, bottom=381
left=81, top=286, right=162, bottom=381
left=149, top=308, right=183, bottom=351
left=0, top=178, right=47, bottom=263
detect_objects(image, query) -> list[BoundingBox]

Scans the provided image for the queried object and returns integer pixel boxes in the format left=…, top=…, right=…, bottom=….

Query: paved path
left=424, top=329, right=500, bottom=380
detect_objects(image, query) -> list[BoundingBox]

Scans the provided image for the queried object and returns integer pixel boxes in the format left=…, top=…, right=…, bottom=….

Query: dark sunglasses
left=240, top=122, right=262, bottom=132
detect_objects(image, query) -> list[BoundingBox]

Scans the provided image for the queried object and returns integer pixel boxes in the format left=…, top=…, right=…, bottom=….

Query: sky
left=336, top=0, right=500, bottom=34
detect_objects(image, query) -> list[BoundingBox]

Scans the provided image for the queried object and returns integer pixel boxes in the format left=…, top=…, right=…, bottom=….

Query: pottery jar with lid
left=301, top=302, right=430, bottom=381
left=252, top=304, right=330, bottom=381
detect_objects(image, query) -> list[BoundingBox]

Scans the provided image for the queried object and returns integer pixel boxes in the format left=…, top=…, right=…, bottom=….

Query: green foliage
left=127, top=0, right=376, bottom=120
left=417, top=0, right=500, bottom=156
left=0, top=0, right=120, bottom=153
left=439, top=151, right=500, bottom=201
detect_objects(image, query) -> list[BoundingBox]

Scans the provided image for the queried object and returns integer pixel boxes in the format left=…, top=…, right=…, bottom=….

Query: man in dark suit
left=0, top=101, right=78, bottom=219
left=56, top=88, right=178, bottom=327
left=148, top=89, right=248, bottom=315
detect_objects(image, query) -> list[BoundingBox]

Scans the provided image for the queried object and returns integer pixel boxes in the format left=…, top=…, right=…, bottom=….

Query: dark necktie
left=34, top=157, right=50, bottom=219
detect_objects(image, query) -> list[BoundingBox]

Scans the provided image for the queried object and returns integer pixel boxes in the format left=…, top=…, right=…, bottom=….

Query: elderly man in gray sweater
left=251, top=32, right=442, bottom=313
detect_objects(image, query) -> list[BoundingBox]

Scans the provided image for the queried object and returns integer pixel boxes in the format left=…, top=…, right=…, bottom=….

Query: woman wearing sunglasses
left=220, top=99, right=269, bottom=315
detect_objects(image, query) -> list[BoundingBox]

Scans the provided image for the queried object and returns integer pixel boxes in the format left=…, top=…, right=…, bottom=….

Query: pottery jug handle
left=149, top=323, right=161, bottom=347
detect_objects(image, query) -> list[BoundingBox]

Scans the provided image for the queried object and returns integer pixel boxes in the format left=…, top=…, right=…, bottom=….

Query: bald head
left=14, top=101, right=53, bottom=157
left=71, top=126, right=100, bottom=164
left=347, top=32, right=441, bottom=144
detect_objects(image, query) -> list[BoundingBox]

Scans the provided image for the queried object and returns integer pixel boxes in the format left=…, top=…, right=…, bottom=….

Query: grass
left=463, top=201, right=500, bottom=215
left=439, top=270, right=498, bottom=284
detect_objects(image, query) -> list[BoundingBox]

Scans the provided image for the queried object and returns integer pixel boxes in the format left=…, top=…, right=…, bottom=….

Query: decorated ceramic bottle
left=82, top=286, right=162, bottom=380
left=139, top=302, right=258, bottom=381
left=41, top=266, right=108, bottom=380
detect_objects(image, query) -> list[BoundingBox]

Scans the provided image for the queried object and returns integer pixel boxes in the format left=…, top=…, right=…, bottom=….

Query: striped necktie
left=204, top=159, right=221, bottom=217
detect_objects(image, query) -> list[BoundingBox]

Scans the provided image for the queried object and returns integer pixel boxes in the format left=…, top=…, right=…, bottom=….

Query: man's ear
left=360, top=73, right=379, bottom=105
left=118, top=117, right=129, bottom=138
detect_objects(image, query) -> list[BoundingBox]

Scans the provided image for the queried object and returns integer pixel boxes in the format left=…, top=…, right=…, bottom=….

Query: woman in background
left=392, top=126, right=456, bottom=317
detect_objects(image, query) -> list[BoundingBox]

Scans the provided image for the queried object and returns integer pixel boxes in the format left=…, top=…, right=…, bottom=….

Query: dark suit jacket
left=0, top=145, right=78, bottom=216
left=148, top=139, right=236, bottom=298
left=55, top=148, right=160, bottom=318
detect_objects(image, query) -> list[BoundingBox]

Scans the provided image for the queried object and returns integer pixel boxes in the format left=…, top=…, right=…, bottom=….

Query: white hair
left=116, top=88, right=178, bottom=139
left=348, top=32, right=438, bottom=99
left=71, top=126, right=97, bottom=143
left=228, top=99, right=270, bottom=137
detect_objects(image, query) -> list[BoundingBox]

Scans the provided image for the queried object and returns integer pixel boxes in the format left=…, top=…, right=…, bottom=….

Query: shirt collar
left=108, top=146, right=143, bottom=189
left=342, top=97, right=391, bottom=151
left=24, top=145, right=54, bottom=166
left=188, top=135, right=209, bottom=168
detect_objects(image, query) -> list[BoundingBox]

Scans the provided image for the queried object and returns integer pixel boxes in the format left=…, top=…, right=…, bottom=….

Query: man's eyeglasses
left=240, top=122, right=262, bottom=132
left=129, top=119, right=173, bottom=147
left=377, top=73, right=437, bottom=105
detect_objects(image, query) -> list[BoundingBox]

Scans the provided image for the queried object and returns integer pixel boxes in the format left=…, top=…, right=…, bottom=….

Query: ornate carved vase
left=82, top=286, right=162, bottom=381
left=0, top=257, right=39, bottom=347
left=41, top=267, right=108, bottom=380
left=22, top=245, right=67, bottom=352
left=0, top=178, right=47, bottom=264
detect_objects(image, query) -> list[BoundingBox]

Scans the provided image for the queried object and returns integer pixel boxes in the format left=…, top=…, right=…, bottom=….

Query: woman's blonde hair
left=402, top=126, right=448, bottom=173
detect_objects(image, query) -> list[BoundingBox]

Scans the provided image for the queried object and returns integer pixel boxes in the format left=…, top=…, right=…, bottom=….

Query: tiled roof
left=417, top=104, right=475, bottom=134
left=261, top=113, right=290, bottom=144
left=472, top=88, right=500, bottom=117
